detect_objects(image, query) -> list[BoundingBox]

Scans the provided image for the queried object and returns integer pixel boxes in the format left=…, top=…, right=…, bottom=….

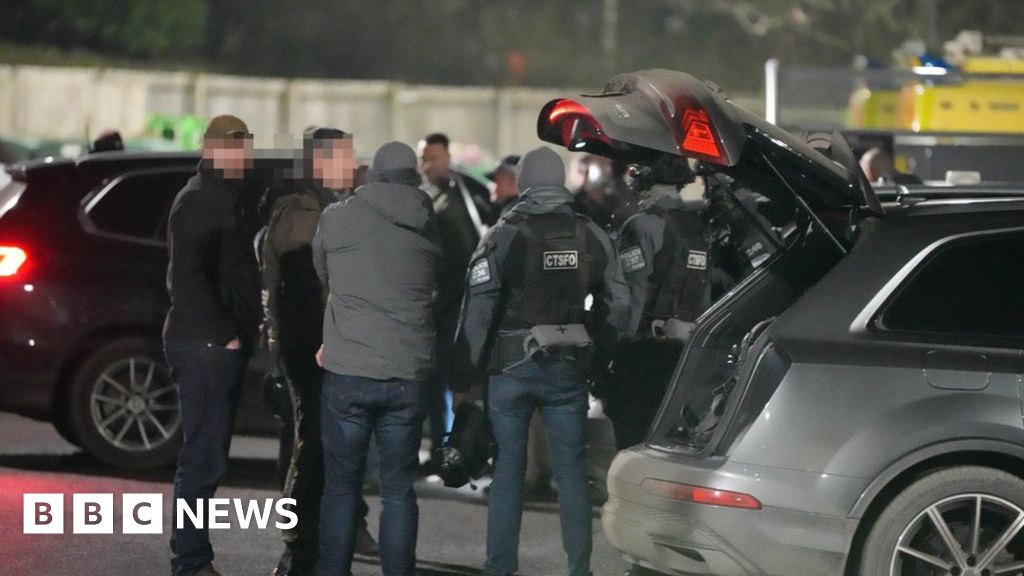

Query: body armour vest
left=646, top=205, right=710, bottom=323
left=500, top=212, right=600, bottom=330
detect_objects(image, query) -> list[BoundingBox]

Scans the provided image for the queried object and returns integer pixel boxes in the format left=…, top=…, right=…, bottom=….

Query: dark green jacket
left=261, top=186, right=336, bottom=355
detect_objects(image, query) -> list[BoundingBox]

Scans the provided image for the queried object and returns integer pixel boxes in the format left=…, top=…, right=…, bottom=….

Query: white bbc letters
left=23, top=493, right=294, bottom=534
left=72, top=493, right=114, bottom=534
left=23, top=493, right=64, bottom=534
left=123, top=493, right=163, bottom=534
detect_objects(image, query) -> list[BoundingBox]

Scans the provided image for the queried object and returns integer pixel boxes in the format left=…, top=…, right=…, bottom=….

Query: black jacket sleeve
left=587, top=221, right=632, bottom=367
left=616, top=213, right=665, bottom=337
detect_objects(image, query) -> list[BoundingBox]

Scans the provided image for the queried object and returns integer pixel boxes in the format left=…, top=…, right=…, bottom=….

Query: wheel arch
left=844, top=440, right=1024, bottom=575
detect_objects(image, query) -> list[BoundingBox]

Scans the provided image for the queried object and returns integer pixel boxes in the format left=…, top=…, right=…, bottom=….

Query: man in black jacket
left=163, top=115, right=261, bottom=576
left=418, top=132, right=495, bottom=469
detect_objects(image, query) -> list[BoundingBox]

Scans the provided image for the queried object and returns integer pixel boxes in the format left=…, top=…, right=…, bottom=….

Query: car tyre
left=859, top=466, right=1024, bottom=576
left=67, top=338, right=181, bottom=470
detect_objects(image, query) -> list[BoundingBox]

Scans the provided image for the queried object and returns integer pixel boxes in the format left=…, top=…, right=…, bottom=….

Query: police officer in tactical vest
left=604, top=155, right=711, bottom=450
left=452, top=147, right=630, bottom=576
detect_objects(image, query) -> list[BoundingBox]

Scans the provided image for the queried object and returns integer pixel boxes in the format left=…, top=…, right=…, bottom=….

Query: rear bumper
left=603, top=448, right=863, bottom=575
left=0, top=281, right=69, bottom=418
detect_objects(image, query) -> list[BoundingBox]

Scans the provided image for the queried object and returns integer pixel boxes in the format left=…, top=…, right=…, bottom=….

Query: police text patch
left=687, top=250, right=708, bottom=270
left=619, top=245, right=646, bottom=274
left=469, top=258, right=492, bottom=286
left=543, top=251, right=579, bottom=270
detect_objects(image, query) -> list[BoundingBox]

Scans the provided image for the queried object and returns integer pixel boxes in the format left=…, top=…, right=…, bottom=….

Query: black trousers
left=165, top=340, right=248, bottom=576
left=276, top=351, right=369, bottom=575
left=605, top=340, right=684, bottom=451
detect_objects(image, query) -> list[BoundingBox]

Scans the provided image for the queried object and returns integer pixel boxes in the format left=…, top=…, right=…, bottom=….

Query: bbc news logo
left=23, top=493, right=297, bottom=534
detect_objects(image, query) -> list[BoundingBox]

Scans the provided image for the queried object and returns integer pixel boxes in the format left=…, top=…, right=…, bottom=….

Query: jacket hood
left=516, top=146, right=566, bottom=193
left=371, top=141, right=422, bottom=187
left=355, top=182, right=434, bottom=232
left=509, top=185, right=574, bottom=216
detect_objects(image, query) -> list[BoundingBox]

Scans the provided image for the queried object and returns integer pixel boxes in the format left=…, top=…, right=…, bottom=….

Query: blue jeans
left=316, top=372, right=425, bottom=576
left=487, top=357, right=592, bottom=576
left=165, top=340, right=248, bottom=576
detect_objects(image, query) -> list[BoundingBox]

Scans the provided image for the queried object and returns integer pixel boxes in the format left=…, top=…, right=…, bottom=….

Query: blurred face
left=419, top=142, right=451, bottom=185
left=312, top=138, right=357, bottom=190
left=582, top=157, right=612, bottom=203
left=491, top=170, right=518, bottom=204
left=202, top=137, right=253, bottom=180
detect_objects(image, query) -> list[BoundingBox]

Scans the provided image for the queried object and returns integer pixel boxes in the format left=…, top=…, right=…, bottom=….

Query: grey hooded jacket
left=312, top=142, right=442, bottom=381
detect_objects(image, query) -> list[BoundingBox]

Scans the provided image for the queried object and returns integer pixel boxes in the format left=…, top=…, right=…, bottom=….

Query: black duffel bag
left=435, top=400, right=497, bottom=489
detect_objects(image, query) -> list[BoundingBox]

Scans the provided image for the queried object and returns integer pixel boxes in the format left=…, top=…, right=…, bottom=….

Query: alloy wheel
left=890, top=493, right=1024, bottom=575
left=89, top=357, right=180, bottom=452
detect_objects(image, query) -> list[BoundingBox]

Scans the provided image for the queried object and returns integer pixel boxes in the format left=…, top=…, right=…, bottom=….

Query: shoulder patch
left=687, top=250, right=708, bottom=270
left=469, top=258, right=492, bottom=286
left=619, top=245, right=646, bottom=274
left=542, top=251, right=579, bottom=270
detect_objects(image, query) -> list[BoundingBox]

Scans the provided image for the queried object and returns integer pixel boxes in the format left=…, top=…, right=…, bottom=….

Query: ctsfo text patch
left=543, top=251, right=579, bottom=270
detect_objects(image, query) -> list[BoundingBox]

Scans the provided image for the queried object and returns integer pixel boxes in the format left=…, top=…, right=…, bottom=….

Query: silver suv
left=540, top=69, right=1024, bottom=575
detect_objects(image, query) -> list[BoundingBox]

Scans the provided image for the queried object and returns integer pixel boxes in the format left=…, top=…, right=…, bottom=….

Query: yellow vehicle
left=850, top=51, right=1024, bottom=133
left=848, top=86, right=905, bottom=131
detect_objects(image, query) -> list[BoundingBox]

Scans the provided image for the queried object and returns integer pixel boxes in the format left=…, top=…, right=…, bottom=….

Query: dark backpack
left=436, top=401, right=498, bottom=489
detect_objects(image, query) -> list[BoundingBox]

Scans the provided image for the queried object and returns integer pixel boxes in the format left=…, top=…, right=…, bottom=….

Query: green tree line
left=3, top=0, right=1024, bottom=92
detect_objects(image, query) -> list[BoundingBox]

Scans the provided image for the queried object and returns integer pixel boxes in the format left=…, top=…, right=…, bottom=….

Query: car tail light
left=679, top=108, right=724, bottom=162
left=641, top=479, right=762, bottom=510
left=538, top=99, right=613, bottom=152
left=547, top=99, right=593, bottom=123
left=0, top=245, right=29, bottom=279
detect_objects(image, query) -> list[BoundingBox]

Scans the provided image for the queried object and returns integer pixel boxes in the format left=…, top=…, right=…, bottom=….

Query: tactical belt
left=488, top=325, right=594, bottom=373
left=488, top=332, right=530, bottom=374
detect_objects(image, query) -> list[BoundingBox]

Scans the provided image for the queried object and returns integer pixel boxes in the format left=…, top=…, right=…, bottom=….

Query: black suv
left=539, top=70, right=1024, bottom=575
left=0, top=152, right=274, bottom=469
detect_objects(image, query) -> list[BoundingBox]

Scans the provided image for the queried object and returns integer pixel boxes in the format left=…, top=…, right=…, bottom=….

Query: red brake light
left=680, top=109, right=723, bottom=159
left=548, top=99, right=593, bottom=123
left=641, top=479, right=762, bottom=510
left=540, top=99, right=613, bottom=152
left=0, top=245, right=28, bottom=278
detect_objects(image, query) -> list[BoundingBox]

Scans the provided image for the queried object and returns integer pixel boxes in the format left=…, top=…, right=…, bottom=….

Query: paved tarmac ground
left=0, top=412, right=628, bottom=575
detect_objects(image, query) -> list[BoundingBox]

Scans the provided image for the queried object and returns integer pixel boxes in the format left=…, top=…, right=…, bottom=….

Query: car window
left=881, top=231, right=1024, bottom=340
left=86, top=172, right=190, bottom=242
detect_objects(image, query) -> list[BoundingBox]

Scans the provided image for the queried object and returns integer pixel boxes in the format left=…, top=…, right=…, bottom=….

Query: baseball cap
left=203, top=115, right=251, bottom=140
left=485, top=155, right=521, bottom=181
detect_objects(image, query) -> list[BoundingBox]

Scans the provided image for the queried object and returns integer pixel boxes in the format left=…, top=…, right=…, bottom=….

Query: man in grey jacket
left=312, top=141, right=441, bottom=576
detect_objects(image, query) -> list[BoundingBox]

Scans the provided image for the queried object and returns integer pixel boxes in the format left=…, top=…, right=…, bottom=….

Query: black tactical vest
left=646, top=205, right=710, bottom=322
left=500, top=212, right=599, bottom=330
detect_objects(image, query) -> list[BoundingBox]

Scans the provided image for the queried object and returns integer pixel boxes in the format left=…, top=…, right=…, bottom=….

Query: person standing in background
left=605, top=159, right=711, bottom=450
left=163, top=115, right=260, bottom=576
left=262, top=128, right=377, bottom=576
left=485, top=154, right=521, bottom=216
left=418, top=132, right=494, bottom=473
